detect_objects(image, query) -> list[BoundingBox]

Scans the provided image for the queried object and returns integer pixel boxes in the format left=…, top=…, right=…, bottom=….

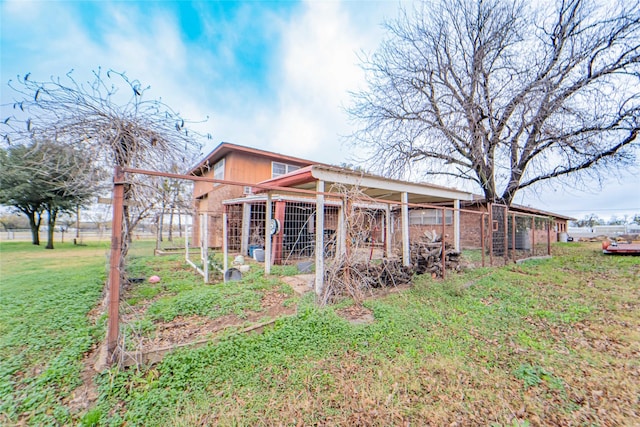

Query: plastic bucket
left=224, top=268, right=242, bottom=282
left=248, top=244, right=261, bottom=257
left=253, top=248, right=265, bottom=262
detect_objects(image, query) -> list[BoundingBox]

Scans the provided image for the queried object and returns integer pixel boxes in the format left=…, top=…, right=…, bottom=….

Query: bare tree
left=2, top=68, right=204, bottom=255
left=349, top=0, right=640, bottom=205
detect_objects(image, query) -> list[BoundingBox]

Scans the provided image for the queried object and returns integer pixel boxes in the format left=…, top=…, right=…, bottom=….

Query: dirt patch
left=337, top=305, right=375, bottom=325
left=64, top=344, right=101, bottom=415
left=131, top=289, right=296, bottom=355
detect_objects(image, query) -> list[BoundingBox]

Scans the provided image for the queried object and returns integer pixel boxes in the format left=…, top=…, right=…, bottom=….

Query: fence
left=103, top=166, right=556, bottom=364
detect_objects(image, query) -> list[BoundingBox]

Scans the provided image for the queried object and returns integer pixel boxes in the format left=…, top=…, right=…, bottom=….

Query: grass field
left=1, top=241, right=638, bottom=426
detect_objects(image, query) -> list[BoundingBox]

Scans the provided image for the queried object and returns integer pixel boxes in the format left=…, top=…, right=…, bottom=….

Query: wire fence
left=103, top=166, right=558, bottom=364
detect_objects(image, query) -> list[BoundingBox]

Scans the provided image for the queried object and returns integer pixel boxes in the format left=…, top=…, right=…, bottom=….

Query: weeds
left=2, top=241, right=639, bottom=425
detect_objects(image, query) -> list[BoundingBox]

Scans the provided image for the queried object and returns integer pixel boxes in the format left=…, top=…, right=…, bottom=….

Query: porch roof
left=255, top=164, right=475, bottom=205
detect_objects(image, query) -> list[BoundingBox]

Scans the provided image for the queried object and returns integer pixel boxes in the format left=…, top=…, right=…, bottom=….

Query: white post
left=385, top=203, right=392, bottom=258
left=241, top=203, right=251, bottom=256
left=201, top=214, right=209, bottom=283
left=315, top=180, right=325, bottom=295
left=265, top=193, right=272, bottom=275
left=337, top=199, right=346, bottom=257
left=185, top=225, right=190, bottom=263
left=454, top=199, right=460, bottom=252
left=401, top=192, right=410, bottom=267
left=222, top=209, right=228, bottom=281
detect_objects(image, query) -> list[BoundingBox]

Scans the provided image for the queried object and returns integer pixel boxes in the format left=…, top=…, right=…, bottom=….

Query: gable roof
left=188, top=142, right=317, bottom=176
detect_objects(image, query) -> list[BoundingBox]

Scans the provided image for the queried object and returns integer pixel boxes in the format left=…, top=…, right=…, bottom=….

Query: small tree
left=0, top=141, right=97, bottom=248
left=350, top=0, right=640, bottom=205
left=0, top=144, right=45, bottom=244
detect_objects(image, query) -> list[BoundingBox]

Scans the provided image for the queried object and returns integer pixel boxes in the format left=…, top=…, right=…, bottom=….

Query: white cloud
left=241, top=0, right=381, bottom=161
left=2, top=0, right=636, bottom=218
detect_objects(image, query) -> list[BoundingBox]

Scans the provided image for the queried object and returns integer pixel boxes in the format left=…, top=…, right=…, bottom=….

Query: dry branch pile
left=319, top=186, right=465, bottom=304
left=322, top=259, right=413, bottom=304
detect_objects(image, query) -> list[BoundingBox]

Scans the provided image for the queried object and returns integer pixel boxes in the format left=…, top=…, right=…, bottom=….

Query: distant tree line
left=571, top=214, right=640, bottom=228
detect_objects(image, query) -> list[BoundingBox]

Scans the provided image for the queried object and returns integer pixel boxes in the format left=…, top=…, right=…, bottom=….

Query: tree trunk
left=27, top=211, right=41, bottom=245
left=45, top=208, right=58, bottom=249
left=159, top=206, right=165, bottom=242
left=168, top=206, right=174, bottom=242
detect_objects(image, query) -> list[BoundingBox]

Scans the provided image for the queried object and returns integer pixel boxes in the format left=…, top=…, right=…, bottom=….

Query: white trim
left=310, top=166, right=474, bottom=201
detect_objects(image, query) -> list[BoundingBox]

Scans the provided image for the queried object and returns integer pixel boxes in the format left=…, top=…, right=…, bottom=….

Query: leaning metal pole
left=106, top=167, right=125, bottom=364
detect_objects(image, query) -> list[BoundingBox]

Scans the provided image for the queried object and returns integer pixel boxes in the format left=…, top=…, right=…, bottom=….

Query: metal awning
left=255, top=164, right=474, bottom=205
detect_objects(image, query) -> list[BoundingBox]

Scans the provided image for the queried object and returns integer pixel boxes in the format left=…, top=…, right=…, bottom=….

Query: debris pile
left=410, top=241, right=461, bottom=277
left=322, top=259, right=413, bottom=304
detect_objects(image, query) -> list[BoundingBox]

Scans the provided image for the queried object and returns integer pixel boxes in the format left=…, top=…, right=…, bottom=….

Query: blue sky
left=1, top=0, right=638, bottom=221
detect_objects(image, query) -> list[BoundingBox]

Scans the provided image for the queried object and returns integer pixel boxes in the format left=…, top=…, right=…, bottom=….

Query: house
left=190, top=143, right=477, bottom=268
left=189, top=143, right=572, bottom=269
left=250, top=164, right=475, bottom=263
left=188, top=142, right=317, bottom=247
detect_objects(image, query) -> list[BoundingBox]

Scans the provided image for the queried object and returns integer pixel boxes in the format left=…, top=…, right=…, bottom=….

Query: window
left=409, top=209, right=453, bottom=225
left=213, top=158, right=224, bottom=185
left=272, top=162, right=300, bottom=178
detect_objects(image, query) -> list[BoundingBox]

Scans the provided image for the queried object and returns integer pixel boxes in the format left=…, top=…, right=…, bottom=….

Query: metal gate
left=491, top=203, right=508, bottom=257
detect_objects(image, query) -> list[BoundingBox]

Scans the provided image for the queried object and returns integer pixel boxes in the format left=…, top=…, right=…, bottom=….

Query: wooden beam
left=107, top=167, right=124, bottom=364
left=273, top=201, right=286, bottom=265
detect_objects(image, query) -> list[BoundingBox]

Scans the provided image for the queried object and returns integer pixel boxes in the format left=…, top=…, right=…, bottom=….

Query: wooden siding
left=192, top=150, right=312, bottom=247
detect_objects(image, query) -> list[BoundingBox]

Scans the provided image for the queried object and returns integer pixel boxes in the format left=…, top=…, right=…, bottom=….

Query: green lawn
left=1, top=241, right=638, bottom=426
left=0, top=241, right=108, bottom=426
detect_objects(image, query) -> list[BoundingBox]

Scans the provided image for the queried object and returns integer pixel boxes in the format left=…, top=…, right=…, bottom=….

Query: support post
left=511, top=213, right=516, bottom=261
left=441, top=207, right=446, bottom=279
left=241, top=203, right=251, bottom=256
left=315, top=180, right=325, bottom=295
left=480, top=214, right=485, bottom=267
left=488, top=204, right=494, bottom=266
left=547, top=218, right=551, bottom=256
left=185, top=225, right=190, bottom=263
left=201, top=214, right=209, bottom=283
left=503, top=207, right=508, bottom=263
left=107, top=167, right=125, bottom=364
left=453, top=199, right=460, bottom=252
left=337, top=199, right=346, bottom=258
left=531, top=217, right=536, bottom=256
left=401, top=192, right=410, bottom=267
left=265, top=193, right=272, bottom=275
left=385, top=204, right=392, bottom=258
left=223, top=207, right=228, bottom=280
left=273, top=201, right=286, bottom=265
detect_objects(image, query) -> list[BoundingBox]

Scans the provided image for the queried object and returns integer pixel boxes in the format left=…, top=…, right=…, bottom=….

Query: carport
left=226, top=164, right=474, bottom=294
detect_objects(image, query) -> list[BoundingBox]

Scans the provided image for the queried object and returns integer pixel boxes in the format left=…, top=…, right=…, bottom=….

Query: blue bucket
left=248, top=244, right=261, bottom=257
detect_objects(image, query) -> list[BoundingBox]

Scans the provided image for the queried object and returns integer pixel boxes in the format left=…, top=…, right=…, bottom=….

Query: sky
left=1, top=0, right=638, bottom=222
